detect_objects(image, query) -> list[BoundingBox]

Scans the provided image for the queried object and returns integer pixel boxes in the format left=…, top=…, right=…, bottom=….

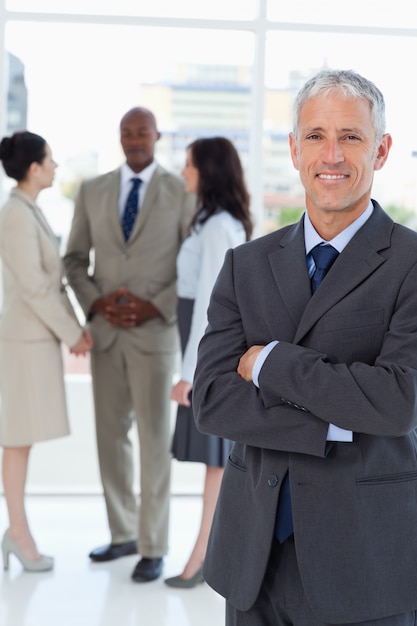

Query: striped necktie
left=311, top=243, right=339, bottom=293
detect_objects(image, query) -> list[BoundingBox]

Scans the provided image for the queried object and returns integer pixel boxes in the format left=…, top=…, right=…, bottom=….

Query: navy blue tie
left=121, top=177, right=142, bottom=241
left=275, top=473, right=293, bottom=542
left=310, top=243, right=339, bottom=293
left=275, top=243, right=339, bottom=543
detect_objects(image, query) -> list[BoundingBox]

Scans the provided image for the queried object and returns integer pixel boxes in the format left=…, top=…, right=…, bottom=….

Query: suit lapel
left=294, top=202, right=392, bottom=344
left=106, top=169, right=125, bottom=245
left=268, top=218, right=312, bottom=329
left=267, top=203, right=393, bottom=345
left=32, top=208, right=58, bottom=247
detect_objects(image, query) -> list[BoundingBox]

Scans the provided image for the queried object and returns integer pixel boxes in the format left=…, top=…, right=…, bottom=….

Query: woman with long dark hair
left=165, top=137, right=252, bottom=588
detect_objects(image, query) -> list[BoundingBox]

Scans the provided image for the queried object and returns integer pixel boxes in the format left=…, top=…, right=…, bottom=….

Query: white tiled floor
left=0, top=495, right=225, bottom=626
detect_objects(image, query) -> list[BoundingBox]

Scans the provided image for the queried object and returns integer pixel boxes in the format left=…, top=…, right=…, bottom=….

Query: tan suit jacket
left=0, top=188, right=81, bottom=445
left=0, top=188, right=81, bottom=346
left=64, top=164, right=194, bottom=352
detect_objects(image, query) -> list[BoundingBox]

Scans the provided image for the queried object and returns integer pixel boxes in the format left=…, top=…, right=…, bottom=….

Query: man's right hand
left=91, top=288, right=160, bottom=327
left=90, top=290, right=128, bottom=326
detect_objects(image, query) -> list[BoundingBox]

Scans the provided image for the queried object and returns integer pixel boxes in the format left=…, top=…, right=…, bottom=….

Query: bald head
left=120, top=107, right=161, bottom=173
left=120, top=107, right=157, bottom=130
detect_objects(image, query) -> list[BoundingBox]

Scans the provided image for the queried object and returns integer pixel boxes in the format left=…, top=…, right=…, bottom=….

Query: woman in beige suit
left=0, top=131, right=93, bottom=572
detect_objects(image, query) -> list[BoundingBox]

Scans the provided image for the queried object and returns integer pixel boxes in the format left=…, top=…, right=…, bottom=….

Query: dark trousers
left=226, top=537, right=416, bottom=626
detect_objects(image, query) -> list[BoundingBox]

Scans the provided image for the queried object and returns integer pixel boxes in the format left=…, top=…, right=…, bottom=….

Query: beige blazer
left=0, top=188, right=81, bottom=346
left=0, top=187, right=82, bottom=445
left=63, top=164, right=195, bottom=352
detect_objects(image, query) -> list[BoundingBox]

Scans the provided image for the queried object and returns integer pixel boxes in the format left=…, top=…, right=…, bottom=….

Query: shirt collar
left=121, top=160, right=157, bottom=187
left=304, top=200, right=374, bottom=255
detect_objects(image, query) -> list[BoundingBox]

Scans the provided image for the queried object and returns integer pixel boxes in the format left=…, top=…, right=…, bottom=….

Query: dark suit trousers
left=226, top=537, right=416, bottom=626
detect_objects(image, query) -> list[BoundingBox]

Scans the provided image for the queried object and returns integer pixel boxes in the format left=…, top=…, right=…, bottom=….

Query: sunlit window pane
left=263, top=31, right=417, bottom=233
left=7, top=0, right=257, bottom=20
left=267, top=0, right=417, bottom=28
left=5, top=22, right=254, bottom=243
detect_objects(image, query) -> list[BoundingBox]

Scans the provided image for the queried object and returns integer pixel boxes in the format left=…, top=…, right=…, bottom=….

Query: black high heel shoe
left=164, top=566, right=204, bottom=589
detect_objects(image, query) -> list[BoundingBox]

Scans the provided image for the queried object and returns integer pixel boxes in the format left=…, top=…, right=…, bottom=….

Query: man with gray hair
left=193, top=69, right=417, bottom=624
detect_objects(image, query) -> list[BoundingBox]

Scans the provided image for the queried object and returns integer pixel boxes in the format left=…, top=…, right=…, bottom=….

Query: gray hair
left=292, top=69, right=386, bottom=147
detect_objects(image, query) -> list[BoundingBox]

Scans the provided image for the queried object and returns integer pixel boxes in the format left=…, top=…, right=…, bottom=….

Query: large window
left=2, top=3, right=416, bottom=240
left=3, top=21, right=254, bottom=243
left=6, top=0, right=257, bottom=20
left=1, top=0, right=416, bottom=494
left=267, top=0, right=417, bottom=28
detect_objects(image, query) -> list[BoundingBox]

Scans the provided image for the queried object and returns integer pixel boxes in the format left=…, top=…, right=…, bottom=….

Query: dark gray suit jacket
left=193, top=201, right=417, bottom=623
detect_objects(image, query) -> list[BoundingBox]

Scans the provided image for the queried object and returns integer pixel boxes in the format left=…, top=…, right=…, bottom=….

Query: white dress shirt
left=177, top=210, right=246, bottom=383
left=118, top=160, right=158, bottom=218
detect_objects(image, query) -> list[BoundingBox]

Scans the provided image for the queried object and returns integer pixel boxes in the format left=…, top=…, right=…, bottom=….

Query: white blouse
left=176, top=210, right=246, bottom=383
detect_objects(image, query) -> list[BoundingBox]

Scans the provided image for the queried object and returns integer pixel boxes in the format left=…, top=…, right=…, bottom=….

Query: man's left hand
left=106, top=287, right=161, bottom=328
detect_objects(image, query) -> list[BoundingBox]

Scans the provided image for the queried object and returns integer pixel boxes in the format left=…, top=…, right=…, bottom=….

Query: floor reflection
left=0, top=495, right=224, bottom=626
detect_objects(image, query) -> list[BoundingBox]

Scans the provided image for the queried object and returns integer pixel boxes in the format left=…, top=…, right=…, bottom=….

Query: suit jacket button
left=268, top=475, right=278, bottom=487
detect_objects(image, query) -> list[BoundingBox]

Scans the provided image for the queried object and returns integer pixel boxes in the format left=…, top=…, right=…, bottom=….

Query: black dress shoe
left=131, top=557, right=163, bottom=582
left=89, top=541, right=137, bottom=562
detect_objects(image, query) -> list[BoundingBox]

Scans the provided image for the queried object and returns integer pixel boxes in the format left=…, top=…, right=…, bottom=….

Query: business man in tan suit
left=64, top=107, right=194, bottom=582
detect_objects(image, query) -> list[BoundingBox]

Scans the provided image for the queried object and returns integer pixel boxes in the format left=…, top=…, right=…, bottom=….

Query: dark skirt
left=171, top=297, right=233, bottom=467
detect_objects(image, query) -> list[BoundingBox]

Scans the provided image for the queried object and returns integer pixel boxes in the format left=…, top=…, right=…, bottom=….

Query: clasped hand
left=91, top=287, right=159, bottom=328
left=70, top=328, right=93, bottom=356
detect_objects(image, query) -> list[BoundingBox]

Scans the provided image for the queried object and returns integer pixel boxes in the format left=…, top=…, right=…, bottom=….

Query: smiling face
left=120, top=108, right=160, bottom=173
left=289, top=92, right=392, bottom=238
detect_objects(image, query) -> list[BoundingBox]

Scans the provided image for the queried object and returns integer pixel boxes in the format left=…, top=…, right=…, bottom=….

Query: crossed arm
left=193, top=249, right=417, bottom=454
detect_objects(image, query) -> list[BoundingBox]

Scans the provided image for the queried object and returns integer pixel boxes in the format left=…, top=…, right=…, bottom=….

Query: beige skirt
left=0, top=338, right=70, bottom=446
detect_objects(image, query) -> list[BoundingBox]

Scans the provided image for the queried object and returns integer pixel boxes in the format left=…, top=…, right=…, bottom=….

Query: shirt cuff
left=327, top=424, right=353, bottom=442
left=252, top=342, right=353, bottom=443
left=252, top=340, right=279, bottom=387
